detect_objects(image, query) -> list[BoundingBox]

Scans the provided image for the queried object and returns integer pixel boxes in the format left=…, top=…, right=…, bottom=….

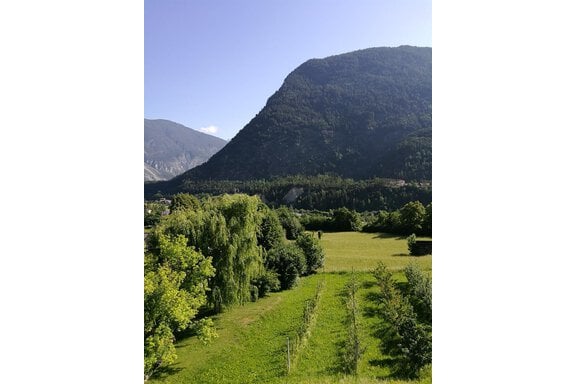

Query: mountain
left=144, top=119, right=227, bottom=181
left=148, top=45, right=431, bottom=198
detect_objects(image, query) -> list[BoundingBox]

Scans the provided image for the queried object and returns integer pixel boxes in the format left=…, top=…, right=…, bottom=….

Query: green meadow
left=148, top=233, right=431, bottom=384
left=319, top=232, right=431, bottom=273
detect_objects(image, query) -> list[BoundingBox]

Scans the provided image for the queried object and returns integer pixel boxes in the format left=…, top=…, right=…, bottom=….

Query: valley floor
left=149, top=233, right=431, bottom=384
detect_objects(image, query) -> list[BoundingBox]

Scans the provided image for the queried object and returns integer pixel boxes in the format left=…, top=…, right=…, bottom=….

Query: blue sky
left=145, top=0, right=431, bottom=140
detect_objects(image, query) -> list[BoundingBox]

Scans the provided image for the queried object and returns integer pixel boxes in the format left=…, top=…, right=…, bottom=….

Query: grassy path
left=149, top=275, right=321, bottom=384
left=286, top=273, right=347, bottom=381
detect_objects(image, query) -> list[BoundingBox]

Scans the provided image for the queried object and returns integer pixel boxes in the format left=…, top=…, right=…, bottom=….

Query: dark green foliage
left=251, top=270, right=281, bottom=298
left=146, top=174, right=431, bottom=212
left=257, top=207, right=285, bottom=250
left=170, top=193, right=200, bottom=212
left=144, top=201, right=167, bottom=227
left=375, top=129, right=432, bottom=181
left=385, top=211, right=402, bottom=233
left=363, top=200, right=431, bottom=236
left=406, top=234, right=417, bottom=256
left=399, top=201, right=426, bottom=235
left=372, top=262, right=432, bottom=378
left=404, top=263, right=432, bottom=325
left=295, top=232, right=325, bottom=274
left=396, top=317, right=432, bottom=376
left=266, top=243, right=307, bottom=290
left=299, top=207, right=364, bottom=232
left=299, top=211, right=332, bottom=230
left=276, top=206, right=304, bottom=240
left=422, top=203, right=432, bottom=236
left=331, top=207, right=363, bottom=232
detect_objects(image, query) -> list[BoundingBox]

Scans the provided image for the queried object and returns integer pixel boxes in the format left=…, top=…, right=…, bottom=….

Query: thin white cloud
left=198, top=125, right=219, bottom=134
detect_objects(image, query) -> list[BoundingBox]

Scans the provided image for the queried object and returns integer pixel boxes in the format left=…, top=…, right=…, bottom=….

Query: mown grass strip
left=341, top=270, right=365, bottom=375
left=291, top=280, right=325, bottom=371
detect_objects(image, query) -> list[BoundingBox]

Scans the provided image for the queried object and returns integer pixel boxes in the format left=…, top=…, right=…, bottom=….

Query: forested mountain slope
left=172, top=46, right=430, bottom=183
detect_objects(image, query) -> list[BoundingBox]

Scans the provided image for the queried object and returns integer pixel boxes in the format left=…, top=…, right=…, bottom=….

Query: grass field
left=148, top=232, right=431, bottom=384
left=319, top=232, right=431, bottom=273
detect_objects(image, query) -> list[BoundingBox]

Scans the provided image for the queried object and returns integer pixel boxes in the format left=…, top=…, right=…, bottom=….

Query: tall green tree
left=150, top=194, right=267, bottom=311
left=201, top=194, right=265, bottom=310
left=404, top=263, right=432, bottom=325
left=144, top=233, right=215, bottom=377
left=331, top=207, right=363, bottom=231
left=399, top=201, right=426, bottom=235
left=257, top=205, right=285, bottom=251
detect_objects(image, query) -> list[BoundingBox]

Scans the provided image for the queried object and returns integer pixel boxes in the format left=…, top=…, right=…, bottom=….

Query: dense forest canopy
left=146, top=174, right=431, bottom=212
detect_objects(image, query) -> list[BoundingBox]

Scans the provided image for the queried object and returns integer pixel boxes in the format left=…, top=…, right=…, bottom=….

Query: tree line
left=298, top=200, right=432, bottom=236
left=144, top=193, right=325, bottom=377
left=145, top=174, right=431, bottom=212
left=146, top=198, right=432, bottom=241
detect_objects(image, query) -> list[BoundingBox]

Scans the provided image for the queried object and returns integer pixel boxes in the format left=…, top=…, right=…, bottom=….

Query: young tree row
left=372, top=263, right=431, bottom=378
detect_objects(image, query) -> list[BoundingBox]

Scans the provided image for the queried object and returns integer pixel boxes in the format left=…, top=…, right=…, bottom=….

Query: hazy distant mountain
left=144, top=119, right=227, bottom=181
left=161, top=46, right=430, bottom=188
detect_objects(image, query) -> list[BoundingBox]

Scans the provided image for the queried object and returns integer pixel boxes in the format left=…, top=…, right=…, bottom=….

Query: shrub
left=266, top=243, right=306, bottom=290
left=251, top=270, right=281, bottom=298
left=276, top=206, right=305, bottom=240
left=406, top=233, right=417, bottom=255
left=300, top=212, right=332, bottom=231
left=399, top=201, right=426, bottom=235
left=295, top=232, right=325, bottom=274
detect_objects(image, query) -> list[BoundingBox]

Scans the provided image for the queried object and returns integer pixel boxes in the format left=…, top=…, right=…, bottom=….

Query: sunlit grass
left=319, top=232, right=431, bottom=273
left=149, top=232, right=432, bottom=383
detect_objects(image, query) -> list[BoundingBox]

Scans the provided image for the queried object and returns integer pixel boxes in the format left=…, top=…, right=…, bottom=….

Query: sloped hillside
left=171, top=46, right=431, bottom=183
left=144, top=119, right=227, bottom=181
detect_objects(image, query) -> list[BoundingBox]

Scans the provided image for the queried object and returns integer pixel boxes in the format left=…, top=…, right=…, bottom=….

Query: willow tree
left=148, top=194, right=272, bottom=311
left=201, top=194, right=265, bottom=310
